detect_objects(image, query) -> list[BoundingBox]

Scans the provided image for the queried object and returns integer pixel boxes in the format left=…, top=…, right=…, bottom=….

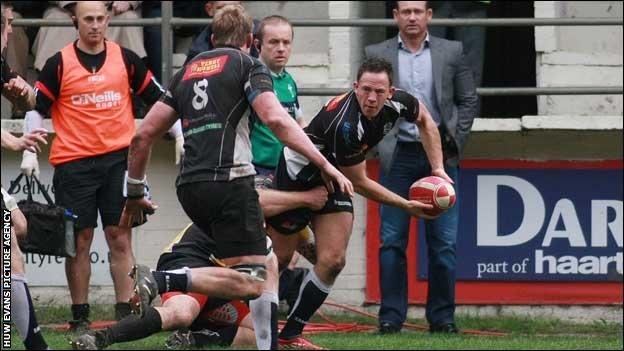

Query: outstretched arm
left=1, top=128, right=48, bottom=153
left=340, top=160, right=436, bottom=219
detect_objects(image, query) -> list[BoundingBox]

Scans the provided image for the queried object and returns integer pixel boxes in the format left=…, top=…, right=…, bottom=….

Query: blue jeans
left=378, top=142, right=459, bottom=328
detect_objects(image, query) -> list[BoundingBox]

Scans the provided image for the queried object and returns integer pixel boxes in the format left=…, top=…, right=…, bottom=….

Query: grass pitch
left=6, top=304, right=622, bottom=350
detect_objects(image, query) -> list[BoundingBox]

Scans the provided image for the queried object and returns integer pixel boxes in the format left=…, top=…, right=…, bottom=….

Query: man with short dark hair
left=266, top=57, right=451, bottom=350
left=366, top=0, right=478, bottom=335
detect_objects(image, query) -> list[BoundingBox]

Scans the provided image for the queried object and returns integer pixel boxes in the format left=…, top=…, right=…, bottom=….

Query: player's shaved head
left=74, top=1, right=107, bottom=17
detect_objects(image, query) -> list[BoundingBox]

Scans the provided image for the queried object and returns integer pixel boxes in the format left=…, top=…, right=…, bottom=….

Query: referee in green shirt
left=251, top=15, right=306, bottom=176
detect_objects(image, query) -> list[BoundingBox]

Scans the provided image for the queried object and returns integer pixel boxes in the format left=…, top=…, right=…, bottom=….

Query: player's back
left=164, top=48, right=271, bottom=184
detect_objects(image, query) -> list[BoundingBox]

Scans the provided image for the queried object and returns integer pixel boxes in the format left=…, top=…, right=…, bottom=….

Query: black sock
left=152, top=270, right=189, bottom=294
left=114, top=302, right=132, bottom=321
left=98, top=306, right=162, bottom=347
left=279, top=270, right=331, bottom=339
left=212, top=325, right=239, bottom=346
left=278, top=268, right=295, bottom=300
left=71, top=304, right=90, bottom=321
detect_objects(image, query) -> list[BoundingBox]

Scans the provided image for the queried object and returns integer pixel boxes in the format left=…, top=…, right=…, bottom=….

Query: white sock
left=249, top=290, right=279, bottom=350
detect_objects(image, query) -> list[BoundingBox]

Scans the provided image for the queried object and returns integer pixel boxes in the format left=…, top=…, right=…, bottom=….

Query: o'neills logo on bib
left=71, top=90, right=122, bottom=109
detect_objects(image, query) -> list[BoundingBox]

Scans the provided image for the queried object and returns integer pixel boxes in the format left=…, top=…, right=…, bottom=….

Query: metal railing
left=298, top=86, right=624, bottom=97
left=12, top=5, right=624, bottom=95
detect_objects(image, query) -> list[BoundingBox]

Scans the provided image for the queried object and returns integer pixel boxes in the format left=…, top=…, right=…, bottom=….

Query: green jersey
left=250, top=69, right=302, bottom=169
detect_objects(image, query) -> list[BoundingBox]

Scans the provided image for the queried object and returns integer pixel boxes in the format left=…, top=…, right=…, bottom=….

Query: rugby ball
left=409, top=176, right=456, bottom=217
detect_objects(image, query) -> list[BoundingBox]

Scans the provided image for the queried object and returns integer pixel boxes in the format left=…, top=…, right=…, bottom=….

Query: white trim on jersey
left=231, top=107, right=255, bottom=180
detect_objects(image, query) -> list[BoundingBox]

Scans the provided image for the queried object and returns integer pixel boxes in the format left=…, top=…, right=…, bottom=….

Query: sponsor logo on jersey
left=183, top=55, right=229, bottom=81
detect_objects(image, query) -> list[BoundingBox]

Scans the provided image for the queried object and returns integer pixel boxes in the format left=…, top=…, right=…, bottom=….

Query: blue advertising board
left=418, top=161, right=623, bottom=282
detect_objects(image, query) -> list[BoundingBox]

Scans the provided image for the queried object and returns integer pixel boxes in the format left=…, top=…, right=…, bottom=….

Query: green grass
left=5, top=305, right=623, bottom=350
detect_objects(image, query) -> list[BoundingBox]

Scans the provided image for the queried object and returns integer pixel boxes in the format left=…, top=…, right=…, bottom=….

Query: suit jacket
left=365, top=35, right=477, bottom=173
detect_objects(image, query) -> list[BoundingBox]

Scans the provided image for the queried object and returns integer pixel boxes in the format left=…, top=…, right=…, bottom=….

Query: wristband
left=127, top=175, right=146, bottom=185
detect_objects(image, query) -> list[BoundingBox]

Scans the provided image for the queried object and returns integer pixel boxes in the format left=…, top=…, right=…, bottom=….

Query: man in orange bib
left=20, top=1, right=182, bottom=330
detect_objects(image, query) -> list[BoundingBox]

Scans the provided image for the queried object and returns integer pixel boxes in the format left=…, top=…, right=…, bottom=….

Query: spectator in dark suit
left=365, top=0, right=477, bottom=335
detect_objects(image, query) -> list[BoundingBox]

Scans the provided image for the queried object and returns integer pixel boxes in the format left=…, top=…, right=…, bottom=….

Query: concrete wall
left=535, top=1, right=623, bottom=116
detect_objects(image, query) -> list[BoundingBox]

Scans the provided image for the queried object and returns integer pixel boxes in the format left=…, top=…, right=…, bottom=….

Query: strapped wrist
left=127, top=175, right=146, bottom=185
left=126, top=182, right=146, bottom=198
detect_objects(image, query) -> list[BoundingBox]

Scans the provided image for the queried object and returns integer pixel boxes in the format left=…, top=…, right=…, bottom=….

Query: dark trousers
left=378, top=142, right=459, bottom=327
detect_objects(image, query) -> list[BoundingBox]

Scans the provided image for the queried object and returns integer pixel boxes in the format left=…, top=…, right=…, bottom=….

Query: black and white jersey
left=283, top=89, right=419, bottom=184
left=161, top=47, right=274, bottom=185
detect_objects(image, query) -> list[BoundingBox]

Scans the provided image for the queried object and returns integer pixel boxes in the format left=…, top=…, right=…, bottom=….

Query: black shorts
left=177, top=176, right=267, bottom=259
left=156, top=223, right=272, bottom=271
left=156, top=224, right=218, bottom=270
left=265, top=155, right=353, bottom=235
left=156, top=249, right=215, bottom=271
left=53, top=148, right=127, bottom=231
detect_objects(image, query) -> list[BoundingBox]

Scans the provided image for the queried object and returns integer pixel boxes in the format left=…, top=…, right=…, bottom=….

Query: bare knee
left=170, top=308, right=196, bottom=328
left=275, top=251, right=293, bottom=271
left=105, top=227, right=131, bottom=252
left=74, top=231, right=94, bottom=256
left=158, top=303, right=198, bottom=330
left=320, top=254, right=346, bottom=281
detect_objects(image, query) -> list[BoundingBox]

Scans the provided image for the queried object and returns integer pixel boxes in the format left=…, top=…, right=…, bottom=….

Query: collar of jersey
left=214, top=44, right=242, bottom=51
left=270, top=69, right=288, bottom=79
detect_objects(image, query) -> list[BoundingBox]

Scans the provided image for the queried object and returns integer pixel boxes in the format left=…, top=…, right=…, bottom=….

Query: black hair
left=357, top=57, right=394, bottom=86
left=394, top=1, right=432, bottom=10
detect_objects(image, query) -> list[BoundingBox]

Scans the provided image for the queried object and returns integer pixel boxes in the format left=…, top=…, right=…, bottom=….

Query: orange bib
left=50, top=41, right=134, bottom=166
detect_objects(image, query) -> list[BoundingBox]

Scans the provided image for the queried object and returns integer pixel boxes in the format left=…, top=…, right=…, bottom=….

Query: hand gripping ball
left=409, top=176, right=456, bottom=217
